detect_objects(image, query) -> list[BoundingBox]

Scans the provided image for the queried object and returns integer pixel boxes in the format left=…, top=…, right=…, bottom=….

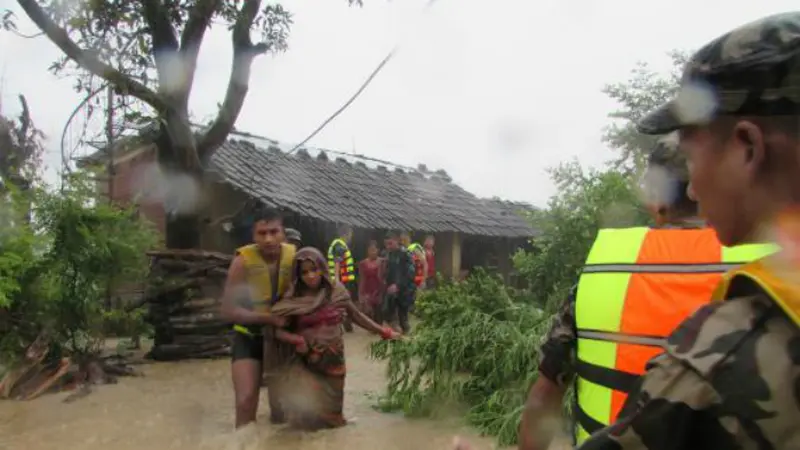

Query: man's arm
left=519, top=287, right=578, bottom=450
left=220, top=256, right=285, bottom=327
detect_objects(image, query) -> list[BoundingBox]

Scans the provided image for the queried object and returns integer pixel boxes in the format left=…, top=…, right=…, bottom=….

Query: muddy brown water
left=0, top=331, right=570, bottom=450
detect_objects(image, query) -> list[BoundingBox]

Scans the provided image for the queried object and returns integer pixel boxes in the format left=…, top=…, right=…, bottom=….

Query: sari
left=358, top=257, right=384, bottom=320
left=266, top=247, right=352, bottom=429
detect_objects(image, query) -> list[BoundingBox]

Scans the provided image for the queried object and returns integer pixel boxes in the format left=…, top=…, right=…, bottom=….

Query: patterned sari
left=267, top=247, right=351, bottom=430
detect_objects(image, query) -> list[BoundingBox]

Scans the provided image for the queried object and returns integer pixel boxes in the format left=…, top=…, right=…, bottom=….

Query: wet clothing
left=384, top=294, right=411, bottom=334
left=425, top=248, right=435, bottom=278
left=383, top=247, right=416, bottom=331
left=231, top=332, right=264, bottom=362
left=268, top=247, right=355, bottom=430
left=384, top=247, right=416, bottom=297
left=231, top=243, right=295, bottom=338
left=358, top=258, right=384, bottom=320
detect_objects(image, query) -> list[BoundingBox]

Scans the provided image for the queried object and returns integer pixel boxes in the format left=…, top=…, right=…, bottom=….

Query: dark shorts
left=231, top=331, right=264, bottom=362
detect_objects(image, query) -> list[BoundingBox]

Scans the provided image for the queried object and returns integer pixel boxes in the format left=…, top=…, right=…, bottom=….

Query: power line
left=286, top=0, right=441, bottom=155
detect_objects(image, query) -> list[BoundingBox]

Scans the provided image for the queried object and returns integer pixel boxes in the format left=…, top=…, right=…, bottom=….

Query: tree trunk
left=165, top=214, right=202, bottom=249
left=156, top=119, right=204, bottom=250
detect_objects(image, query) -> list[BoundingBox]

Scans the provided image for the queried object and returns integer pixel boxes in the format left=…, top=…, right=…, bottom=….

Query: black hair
left=337, top=224, right=352, bottom=236
left=385, top=230, right=400, bottom=239
left=252, top=207, right=283, bottom=225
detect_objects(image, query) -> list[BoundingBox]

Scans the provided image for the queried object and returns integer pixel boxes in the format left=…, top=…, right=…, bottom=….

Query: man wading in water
left=221, top=208, right=296, bottom=428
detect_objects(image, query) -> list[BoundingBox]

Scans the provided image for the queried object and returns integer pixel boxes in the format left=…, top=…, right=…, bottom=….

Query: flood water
left=0, top=331, right=552, bottom=450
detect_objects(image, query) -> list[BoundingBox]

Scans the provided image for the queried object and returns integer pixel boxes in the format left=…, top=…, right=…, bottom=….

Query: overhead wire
left=286, top=0, right=442, bottom=155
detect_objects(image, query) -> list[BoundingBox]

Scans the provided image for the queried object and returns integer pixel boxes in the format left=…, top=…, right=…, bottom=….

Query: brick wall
left=100, top=145, right=166, bottom=239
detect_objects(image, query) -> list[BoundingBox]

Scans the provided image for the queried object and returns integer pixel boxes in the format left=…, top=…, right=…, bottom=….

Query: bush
left=371, top=270, right=550, bottom=445
left=0, top=171, right=159, bottom=365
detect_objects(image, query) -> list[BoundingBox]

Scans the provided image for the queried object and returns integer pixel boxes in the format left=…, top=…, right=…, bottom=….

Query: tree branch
left=16, top=0, right=168, bottom=113
left=140, top=0, right=179, bottom=54
left=196, top=0, right=265, bottom=159
left=179, top=0, right=221, bottom=107
left=17, top=94, right=31, bottom=139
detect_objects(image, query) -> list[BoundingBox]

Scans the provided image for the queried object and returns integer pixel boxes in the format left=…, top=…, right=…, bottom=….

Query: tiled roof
left=208, top=134, right=537, bottom=238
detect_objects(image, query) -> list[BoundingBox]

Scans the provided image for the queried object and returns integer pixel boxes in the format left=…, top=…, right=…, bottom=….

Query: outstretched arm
left=344, top=301, right=389, bottom=336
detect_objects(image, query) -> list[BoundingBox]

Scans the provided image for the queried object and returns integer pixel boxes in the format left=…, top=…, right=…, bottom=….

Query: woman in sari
left=358, top=240, right=385, bottom=322
left=268, top=247, right=400, bottom=430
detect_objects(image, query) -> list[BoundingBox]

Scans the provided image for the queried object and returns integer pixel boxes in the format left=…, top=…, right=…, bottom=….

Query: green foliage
left=372, top=160, right=652, bottom=446
left=514, top=161, right=651, bottom=312
left=371, top=270, right=548, bottom=446
left=0, top=170, right=158, bottom=364
left=602, top=50, right=688, bottom=174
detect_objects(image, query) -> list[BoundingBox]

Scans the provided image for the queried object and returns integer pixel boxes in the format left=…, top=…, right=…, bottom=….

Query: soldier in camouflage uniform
left=517, top=136, right=703, bottom=450
left=577, top=11, right=800, bottom=450
left=457, top=13, right=800, bottom=450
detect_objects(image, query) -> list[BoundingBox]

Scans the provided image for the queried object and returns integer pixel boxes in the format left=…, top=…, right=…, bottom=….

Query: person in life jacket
left=402, top=231, right=428, bottom=289
left=220, top=207, right=296, bottom=428
left=573, top=13, right=800, bottom=450
left=514, top=133, right=778, bottom=449
left=328, top=224, right=356, bottom=332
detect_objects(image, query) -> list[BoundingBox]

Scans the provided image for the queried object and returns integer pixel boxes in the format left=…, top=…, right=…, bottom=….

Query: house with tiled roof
left=80, top=129, right=538, bottom=281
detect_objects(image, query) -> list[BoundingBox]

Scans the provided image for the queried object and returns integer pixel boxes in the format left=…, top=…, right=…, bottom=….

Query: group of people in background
left=327, top=225, right=436, bottom=335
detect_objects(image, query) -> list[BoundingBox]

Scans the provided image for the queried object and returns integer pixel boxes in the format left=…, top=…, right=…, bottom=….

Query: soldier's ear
left=731, top=120, right=766, bottom=175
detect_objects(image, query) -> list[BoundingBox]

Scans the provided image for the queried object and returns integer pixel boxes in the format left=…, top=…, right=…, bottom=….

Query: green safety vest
left=327, top=238, right=355, bottom=283
left=574, top=226, right=778, bottom=445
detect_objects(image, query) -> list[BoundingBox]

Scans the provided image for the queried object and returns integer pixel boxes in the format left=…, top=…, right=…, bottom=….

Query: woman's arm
left=274, top=328, right=304, bottom=345
left=344, top=300, right=391, bottom=337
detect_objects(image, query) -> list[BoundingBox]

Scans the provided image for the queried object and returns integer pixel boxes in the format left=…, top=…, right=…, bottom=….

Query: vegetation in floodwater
left=371, top=271, right=553, bottom=446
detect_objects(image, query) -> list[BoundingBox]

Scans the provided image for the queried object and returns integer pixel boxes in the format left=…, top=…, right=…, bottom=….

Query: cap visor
left=636, top=101, right=682, bottom=135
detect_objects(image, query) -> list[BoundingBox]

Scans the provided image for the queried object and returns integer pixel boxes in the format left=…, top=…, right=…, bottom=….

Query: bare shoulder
left=226, top=255, right=245, bottom=278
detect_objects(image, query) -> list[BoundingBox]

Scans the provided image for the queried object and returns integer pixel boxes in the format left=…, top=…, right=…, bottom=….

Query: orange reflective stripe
left=609, top=342, right=663, bottom=420
left=612, top=228, right=723, bottom=422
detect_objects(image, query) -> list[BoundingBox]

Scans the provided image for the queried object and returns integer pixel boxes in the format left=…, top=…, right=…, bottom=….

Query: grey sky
left=1, top=0, right=797, bottom=207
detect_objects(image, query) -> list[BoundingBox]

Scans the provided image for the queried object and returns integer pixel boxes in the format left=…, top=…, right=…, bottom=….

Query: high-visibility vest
left=574, top=227, right=778, bottom=445
left=232, top=243, right=296, bottom=336
left=327, top=238, right=355, bottom=283
left=408, top=242, right=425, bottom=286
left=710, top=254, right=799, bottom=326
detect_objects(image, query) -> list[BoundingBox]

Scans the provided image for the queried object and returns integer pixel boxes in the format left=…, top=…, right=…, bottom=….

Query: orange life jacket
left=574, top=227, right=778, bottom=443
left=408, top=243, right=425, bottom=286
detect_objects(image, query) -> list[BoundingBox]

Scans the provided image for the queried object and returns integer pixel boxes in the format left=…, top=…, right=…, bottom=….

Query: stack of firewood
left=145, top=249, right=232, bottom=361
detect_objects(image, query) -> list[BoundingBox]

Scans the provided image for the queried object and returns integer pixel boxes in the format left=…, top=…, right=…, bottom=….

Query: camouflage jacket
left=537, top=285, right=578, bottom=388
left=577, top=280, right=800, bottom=449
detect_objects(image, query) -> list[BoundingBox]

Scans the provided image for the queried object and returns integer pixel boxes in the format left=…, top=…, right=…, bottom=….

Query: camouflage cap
left=285, top=227, right=302, bottom=243
left=646, top=132, right=688, bottom=181
left=638, top=12, right=800, bottom=135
